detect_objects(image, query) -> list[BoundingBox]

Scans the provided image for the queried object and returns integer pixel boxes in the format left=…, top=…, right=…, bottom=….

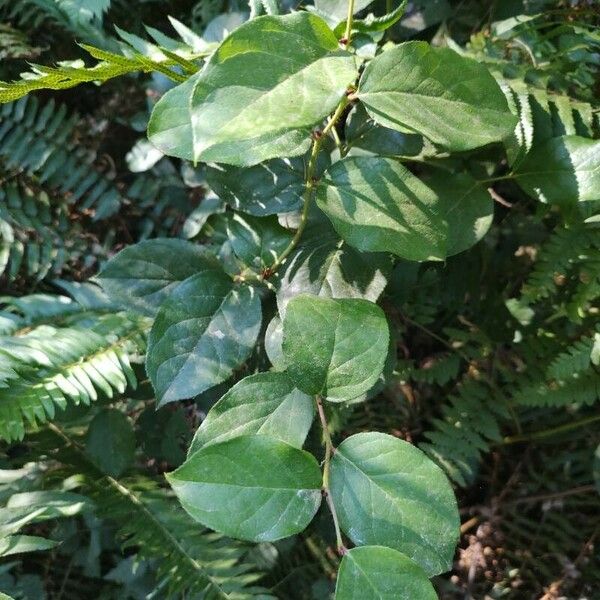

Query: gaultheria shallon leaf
left=329, top=432, right=460, bottom=576
left=146, top=266, right=261, bottom=405
left=515, top=135, right=600, bottom=204
left=167, top=435, right=322, bottom=542
left=316, top=157, right=493, bottom=261
left=357, top=41, right=517, bottom=151
left=96, top=239, right=215, bottom=316
left=335, top=546, right=437, bottom=599
left=148, top=12, right=357, bottom=166
left=187, top=371, right=314, bottom=455
left=282, top=295, right=389, bottom=402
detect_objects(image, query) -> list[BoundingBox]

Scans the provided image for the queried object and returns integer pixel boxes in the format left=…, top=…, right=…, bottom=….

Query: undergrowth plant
left=0, top=0, right=599, bottom=598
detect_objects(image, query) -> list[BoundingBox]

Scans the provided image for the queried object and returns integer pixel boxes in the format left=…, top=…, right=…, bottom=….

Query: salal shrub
left=92, top=5, right=522, bottom=595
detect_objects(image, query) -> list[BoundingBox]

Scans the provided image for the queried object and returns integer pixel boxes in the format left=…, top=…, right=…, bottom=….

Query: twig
left=315, top=396, right=347, bottom=555
left=488, top=186, right=513, bottom=208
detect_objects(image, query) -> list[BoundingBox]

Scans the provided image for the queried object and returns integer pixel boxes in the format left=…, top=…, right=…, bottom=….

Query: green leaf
left=182, top=195, right=226, bottom=239
left=227, top=213, right=293, bottom=269
left=353, top=1, right=408, bottom=34
left=345, top=104, right=424, bottom=158
left=188, top=371, right=314, bottom=455
left=148, top=12, right=357, bottom=166
left=0, top=535, right=58, bottom=558
left=137, top=406, right=190, bottom=465
left=357, top=41, right=516, bottom=151
left=282, top=295, right=389, bottom=402
left=146, top=268, right=262, bottom=405
left=335, top=546, right=437, bottom=600
left=206, top=156, right=318, bottom=216
left=515, top=136, right=600, bottom=204
left=314, top=0, right=375, bottom=23
left=333, top=0, right=408, bottom=36
left=265, top=315, right=286, bottom=370
left=330, top=432, right=460, bottom=576
left=167, top=435, right=322, bottom=542
left=276, top=215, right=392, bottom=315
left=397, top=0, right=451, bottom=34
left=85, top=409, right=135, bottom=477
left=97, top=239, right=213, bottom=316
left=316, top=157, right=493, bottom=261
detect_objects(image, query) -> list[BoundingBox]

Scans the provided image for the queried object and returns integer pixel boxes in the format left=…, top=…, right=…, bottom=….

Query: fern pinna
left=0, top=285, right=148, bottom=441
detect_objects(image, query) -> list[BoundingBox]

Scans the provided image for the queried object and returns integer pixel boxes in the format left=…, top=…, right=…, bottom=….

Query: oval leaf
left=316, top=157, right=493, bottom=261
left=188, top=371, right=314, bottom=454
left=265, top=315, right=286, bottom=370
left=167, top=435, right=322, bottom=542
left=335, top=546, right=437, bottom=600
left=206, top=158, right=306, bottom=216
left=357, top=41, right=516, bottom=151
left=146, top=267, right=262, bottom=405
left=85, top=409, right=135, bottom=477
left=282, top=295, right=389, bottom=402
left=515, top=135, right=600, bottom=204
left=148, top=12, right=357, bottom=166
left=330, top=432, right=460, bottom=576
left=96, top=239, right=214, bottom=316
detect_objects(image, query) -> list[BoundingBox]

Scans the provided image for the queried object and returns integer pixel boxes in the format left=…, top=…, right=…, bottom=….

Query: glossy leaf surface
left=276, top=217, right=392, bottom=314
left=282, top=295, right=389, bottom=402
left=335, top=546, right=437, bottom=600
left=515, top=135, right=600, bottom=204
left=206, top=158, right=307, bottom=216
left=148, top=12, right=357, bottom=166
left=146, top=267, right=261, bottom=405
left=316, top=157, right=493, bottom=261
left=167, top=435, right=322, bottom=542
left=188, top=371, right=314, bottom=454
left=227, top=214, right=293, bottom=269
left=357, top=41, right=516, bottom=151
left=330, top=432, right=460, bottom=576
left=96, top=239, right=213, bottom=316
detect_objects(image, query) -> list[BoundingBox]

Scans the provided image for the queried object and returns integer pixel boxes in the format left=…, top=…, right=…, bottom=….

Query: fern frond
left=126, top=161, right=192, bottom=238
left=0, top=0, right=111, bottom=47
left=521, top=224, right=599, bottom=304
left=0, top=179, right=109, bottom=282
left=0, top=22, right=209, bottom=103
left=420, top=380, right=509, bottom=486
left=0, top=292, right=148, bottom=441
left=48, top=425, right=275, bottom=599
left=0, top=292, right=93, bottom=335
left=496, top=443, right=600, bottom=594
left=410, top=353, right=461, bottom=386
left=513, top=371, right=600, bottom=408
left=0, top=96, right=125, bottom=219
left=548, top=327, right=600, bottom=380
left=503, top=82, right=598, bottom=168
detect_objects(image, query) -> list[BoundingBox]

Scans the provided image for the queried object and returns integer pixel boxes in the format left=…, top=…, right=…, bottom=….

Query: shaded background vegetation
left=0, top=1, right=599, bottom=598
